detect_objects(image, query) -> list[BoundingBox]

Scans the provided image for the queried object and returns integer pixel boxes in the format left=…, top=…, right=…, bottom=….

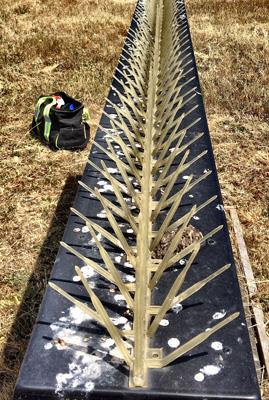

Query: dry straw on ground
left=0, top=0, right=268, bottom=399
left=187, top=0, right=269, bottom=396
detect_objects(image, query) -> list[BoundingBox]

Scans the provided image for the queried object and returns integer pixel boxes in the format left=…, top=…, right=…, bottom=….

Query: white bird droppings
left=212, top=310, right=226, bottom=320
left=81, top=226, right=90, bottom=233
left=85, top=382, right=95, bottom=391
left=69, top=306, right=92, bottom=325
left=97, top=210, right=107, bottom=218
left=101, top=338, right=115, bottom=349
left=159, top=319, right=169, bottom=326
left=194, top=372, right=205, bottom=382
left=55, top=353, right=101, bottom=394
left=44, top=342, right=53, bottom=350
left=126, top=228, right=134, bottom=233
left=73, top=227, right=81, bottom=233
left=172, top=303, right=183, bottom=313
left=81, top=265, right=95, bottom=278
left=124, top=261, right=133, bottom=268
left=111, top=316, right=128, bottom=326
left=123, top=322, right=132, bottom=331
left=211, top=341, right=223, bottom=351
left=107, top=167, right=118, bottom=174
left=124, top=274, right=135, bottom=283
left=200, top=365, right=221, bottom=376
left=98, top=185, right=113, bottom=192
left=168, top=338, right=180, bottom=348
left=114, top=294, right=125, bottom=302
left=89, top=233, right=102, bottom=244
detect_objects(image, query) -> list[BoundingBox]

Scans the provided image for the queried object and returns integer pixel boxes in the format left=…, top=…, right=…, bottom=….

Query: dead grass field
left=187, top=0, right=269, bottom=396
left=0, top=0, right=268, bottom=399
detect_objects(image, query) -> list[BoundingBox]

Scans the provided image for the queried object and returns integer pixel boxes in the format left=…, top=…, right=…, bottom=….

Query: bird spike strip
left=49, top=0, right=239, bottom=388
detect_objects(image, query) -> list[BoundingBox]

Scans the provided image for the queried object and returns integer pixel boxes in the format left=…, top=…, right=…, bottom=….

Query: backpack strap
left=34, top=96, right=57, bottom=141
left=43, top=98, right=57, bottom=141
left=34, top=96, right=54, bottom=122
left=82, top=107, right=90, bottom=124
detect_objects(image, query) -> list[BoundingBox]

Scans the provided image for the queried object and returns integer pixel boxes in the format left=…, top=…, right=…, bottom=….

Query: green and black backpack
left=31, top=91, right=90, bottom=150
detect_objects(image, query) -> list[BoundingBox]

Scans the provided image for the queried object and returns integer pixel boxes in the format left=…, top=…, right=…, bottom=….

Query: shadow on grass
left=0, top=175, right=80, bottom=397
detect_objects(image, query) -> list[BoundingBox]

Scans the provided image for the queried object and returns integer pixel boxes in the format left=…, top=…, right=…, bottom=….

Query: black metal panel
left=14, top=1, right=260, bottom=399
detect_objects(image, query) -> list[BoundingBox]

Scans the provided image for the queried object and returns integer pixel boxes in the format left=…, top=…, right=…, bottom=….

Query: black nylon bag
left=32, top=91, right=90, bottom=150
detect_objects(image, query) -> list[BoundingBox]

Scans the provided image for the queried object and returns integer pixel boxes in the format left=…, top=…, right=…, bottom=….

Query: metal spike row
left=49, top=0, right=239, bottom=388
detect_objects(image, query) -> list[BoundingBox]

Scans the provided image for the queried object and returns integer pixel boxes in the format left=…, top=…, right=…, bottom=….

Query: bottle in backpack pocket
left=52, top=95, right=65, bottom=109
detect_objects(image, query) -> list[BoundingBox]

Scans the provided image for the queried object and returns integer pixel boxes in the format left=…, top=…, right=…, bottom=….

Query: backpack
left=31, top=91, right=90, bottom=150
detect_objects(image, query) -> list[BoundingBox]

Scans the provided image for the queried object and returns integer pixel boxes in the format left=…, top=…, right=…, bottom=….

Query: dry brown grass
left=0, top=0, right=268, bottom=398
left=0, top=1, right=135, bottom=398
left=187, top=0, right=269, bottom=397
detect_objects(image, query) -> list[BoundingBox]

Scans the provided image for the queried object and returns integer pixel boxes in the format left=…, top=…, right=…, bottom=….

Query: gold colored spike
left=111, top=85, right=146, bottom=120
left=75, top=267, right=133, bottom=367
left=153, top=131, right=204, bottom=174
left=153, top=124, right=202, bottom=187
left=60, top=241, right=115, bottom=284
left=164, top=170, right=212, bottom=209
left=78, top=182, right=127, bottom=226
left=87, top=159, right=129, bottom=198
left=167, top=195, right=217, bottom=232
left=106, top=137, right=141, bottom=182
left=106, top=94, right=142, bottom=131
left=79, top=178, right=137, bottom=232
left=97, top=165, right=138, bottom=233
left=151, top=150, right=190, bottom=220
left=100, top=155, right=140, bottom=207
left=161, top=149, right=208, bottom=189
left=117, top=62, right=145, bottom=96
left=93, top=187, right=135, bottom=262
left=150, top=206, right=196, bottom=288
left=151, top=176, right=193, bottom=251
left=154, top=123, right=185, bottom=161
left=111, top=132, right=143, bottom=164
left=148, top=244, right=200, bottom=336
left=82, top=224, right=134, bottom=309
left=150, top=225, right=223, bottom=289
left=71, top=206, right=124, bottom=249
left=160, top=312, right=240, bottom=368
left=93, top=140, right=134, bottom=177
left=172, top=263, right=231, bottom=306
left=156, top=87, right=197, bottom=129
left=164, top=225, right=224, bottom=271
left=102, top=107, right=143, bottom=146
left=157, top=66, right=194, bottom=114
left=49, top=282, right=103, bottom=326
left=156, top=113, right=200, bottom=155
